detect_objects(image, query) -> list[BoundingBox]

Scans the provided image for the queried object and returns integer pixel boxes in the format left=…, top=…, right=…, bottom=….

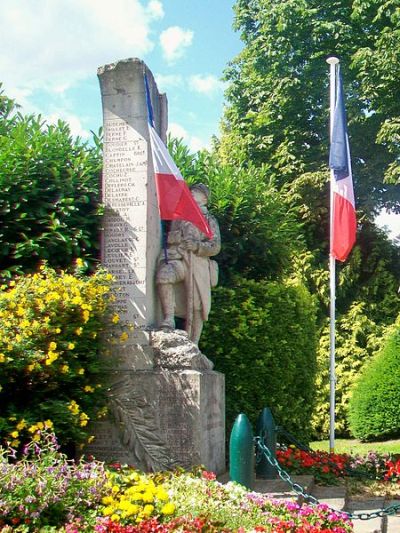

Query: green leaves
left=201, top=278, right=317, bottom=442
left=348, top=319, right=400, bottom=440
left=0, top=91, right=102, bottom=278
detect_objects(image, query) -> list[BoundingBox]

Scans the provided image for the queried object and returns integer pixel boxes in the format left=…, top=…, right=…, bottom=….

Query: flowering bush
left=0, top=432, right=106, bottom=530
left=277, top=446, right=350, bottom=485
left=0, top=264, right=115, bottom=449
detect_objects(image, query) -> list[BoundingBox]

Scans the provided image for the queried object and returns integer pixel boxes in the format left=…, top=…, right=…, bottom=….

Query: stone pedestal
left=85, top=330, right=225, bottom=474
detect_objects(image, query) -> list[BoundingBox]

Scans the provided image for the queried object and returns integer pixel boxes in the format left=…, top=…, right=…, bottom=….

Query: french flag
left=144, top=74, right=213, bottom=239
left=329, top=70, right=356, bottom=262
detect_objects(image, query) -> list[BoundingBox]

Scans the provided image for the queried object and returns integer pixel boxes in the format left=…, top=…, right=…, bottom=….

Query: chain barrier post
left=256, top=407, right=277, bottom=479
left=229, top=413, right=255, bottom=489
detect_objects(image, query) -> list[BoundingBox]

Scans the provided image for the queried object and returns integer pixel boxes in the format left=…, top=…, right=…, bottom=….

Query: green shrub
left=200, top=277, right=317, bottom=442
left=0, top=264, right=117, bottom=449
left=0, top=93, right=102, bottom=279
left=348, top=320, right=400, bottom=441
left=311, top=302, right=386, bottom=438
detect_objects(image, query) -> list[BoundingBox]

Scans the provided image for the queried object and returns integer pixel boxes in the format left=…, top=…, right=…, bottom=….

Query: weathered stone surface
left=85, top=368, right=225, bottom=474
left=151, top=328, right=214, bottom=370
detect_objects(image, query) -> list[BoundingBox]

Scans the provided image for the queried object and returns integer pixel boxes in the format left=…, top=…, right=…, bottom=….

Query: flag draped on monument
left=144, top=74, right=213, bottom=239
left=329, top=70, right=356, bottom=262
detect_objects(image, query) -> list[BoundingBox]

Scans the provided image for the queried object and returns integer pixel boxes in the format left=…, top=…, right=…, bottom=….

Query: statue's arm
left=197, top=217, right=221, bottom=257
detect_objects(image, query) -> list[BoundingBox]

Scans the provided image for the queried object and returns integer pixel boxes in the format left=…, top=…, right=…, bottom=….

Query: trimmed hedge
left=200, top=277, right=317, bottom=442
left=348, top=320, right=400, bottom=441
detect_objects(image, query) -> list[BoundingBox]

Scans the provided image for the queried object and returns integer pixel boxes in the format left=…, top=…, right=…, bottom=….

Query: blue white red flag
left=329, top=70, right=356, bottom=262
left=144, top=74, right=213, bottom=239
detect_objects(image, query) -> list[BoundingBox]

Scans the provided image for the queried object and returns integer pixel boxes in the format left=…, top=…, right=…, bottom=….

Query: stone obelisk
left=99, top=58, right=166, bottom=328
left=85, top=58, right=225, bottom=475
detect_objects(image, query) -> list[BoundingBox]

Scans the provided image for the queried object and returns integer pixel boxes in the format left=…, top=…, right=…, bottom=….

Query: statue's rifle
left=186, top=249, right=194, bottom=339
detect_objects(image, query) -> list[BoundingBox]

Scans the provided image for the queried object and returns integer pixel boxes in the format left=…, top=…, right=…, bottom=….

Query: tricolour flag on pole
left=144, top=74, right=213, bottom=239
left=329, top=70, right=356, bottom=262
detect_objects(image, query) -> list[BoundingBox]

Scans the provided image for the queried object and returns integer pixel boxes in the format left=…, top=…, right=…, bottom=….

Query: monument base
left=84, top=330, right=225, bottom=474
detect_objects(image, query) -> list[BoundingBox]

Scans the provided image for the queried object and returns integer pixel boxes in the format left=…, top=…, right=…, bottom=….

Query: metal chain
left=255, top=437, right=400, bottom=521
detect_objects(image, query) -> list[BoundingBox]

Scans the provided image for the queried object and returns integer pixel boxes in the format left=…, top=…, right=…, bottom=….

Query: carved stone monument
left=84, top=58, right=225, bottom=474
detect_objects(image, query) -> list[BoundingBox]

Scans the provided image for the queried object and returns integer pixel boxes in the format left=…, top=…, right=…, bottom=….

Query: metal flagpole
left=326, top=56, right=339, bottom=453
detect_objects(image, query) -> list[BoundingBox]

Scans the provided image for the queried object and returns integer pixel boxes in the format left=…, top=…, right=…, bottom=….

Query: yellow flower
left=87, top=435, right=95, bottom=444
left=112, top=314, right=120, bottom=324
left=102, top=506, right=114, bottom=516
left=55, top=327, right=61, bottom=333
left=0, top=353, right=5, bottom=363
left=76, top=258, right=84, bottom=267
left=28, top=424, right=38, bottom=433
left=68, top=401, right=80, bottom=415
left=156, top=488, right=169, bottom=501
left=82, top=309, right=90, bottom=322
left=10, top=439, right=20, bottom=447
left=67, top=342, right=75, bottom=350
left=49, top=341, right=57, bottom=350
left=75, top=327, right=83, bottom=336
left=33, top=434, right=40, bottom=442
left=77, top=368, right=85, bottom=375
left=44, top=419, right=53, bottom=429
left=112, top=485, right=120, bottom=494
left=111, top=514, right=120, bottom=522
left=61, top=364, right=69, bottom=373
left=142, top=492, right=154, bottom=503
left=142, top=504, right=154, bottom=517
left=45, top=351, right=59, bottom=365
left=84, top=385, right=94, bottom=393
left=16, top=419, right=26, bottom=430
left=101, top=496, right=114, bottom=505
left=119, top=332, right=129, bottom=343
left=161, top=503, right=176, bottom=515
left=10, top=430, right=19, bottom=438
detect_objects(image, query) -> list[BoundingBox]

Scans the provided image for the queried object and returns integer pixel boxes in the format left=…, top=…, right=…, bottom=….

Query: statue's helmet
left=190, top=183, right=210, bottom=201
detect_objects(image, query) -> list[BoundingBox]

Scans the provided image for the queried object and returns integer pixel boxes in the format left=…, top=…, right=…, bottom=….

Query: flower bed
left=0, top=435, right=353, bottom=532
left=277, top=445, right=400, bottom=485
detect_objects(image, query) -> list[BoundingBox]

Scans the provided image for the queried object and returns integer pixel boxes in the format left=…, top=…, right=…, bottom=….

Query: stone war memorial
left=84, top=58, right=225, bottom=474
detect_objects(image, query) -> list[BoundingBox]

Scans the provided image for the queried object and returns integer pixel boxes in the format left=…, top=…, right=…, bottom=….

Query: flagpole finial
left=326, top=56, right=340, bottom=65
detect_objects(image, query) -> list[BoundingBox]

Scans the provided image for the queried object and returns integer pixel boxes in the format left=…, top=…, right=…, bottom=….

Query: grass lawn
left=310, top=438, right=400, bottom=456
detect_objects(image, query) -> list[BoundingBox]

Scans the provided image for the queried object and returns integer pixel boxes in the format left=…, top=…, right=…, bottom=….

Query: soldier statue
left=156, top=183, right=221, bottom=344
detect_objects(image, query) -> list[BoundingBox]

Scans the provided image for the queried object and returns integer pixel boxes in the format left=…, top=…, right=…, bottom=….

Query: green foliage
left=312, top=302, right=386, bottom=438
left=223, top=0, right=400, bottom=212
left=168, top=138, right=305, bottom=283
left=0, top=91, right=102, bottom=279
left=348, top=320, right=400, bottom=441
left=0, top=265, right=116, bottom=449
left=200, top=277, right=317, bottom=441
left=220, top=1, right=400, bottom=438
left=311, top=226, right=400, bottom=437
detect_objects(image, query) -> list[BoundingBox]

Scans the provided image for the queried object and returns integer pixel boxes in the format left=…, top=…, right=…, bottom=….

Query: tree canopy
left=222, top=0, right=400, bottom=214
